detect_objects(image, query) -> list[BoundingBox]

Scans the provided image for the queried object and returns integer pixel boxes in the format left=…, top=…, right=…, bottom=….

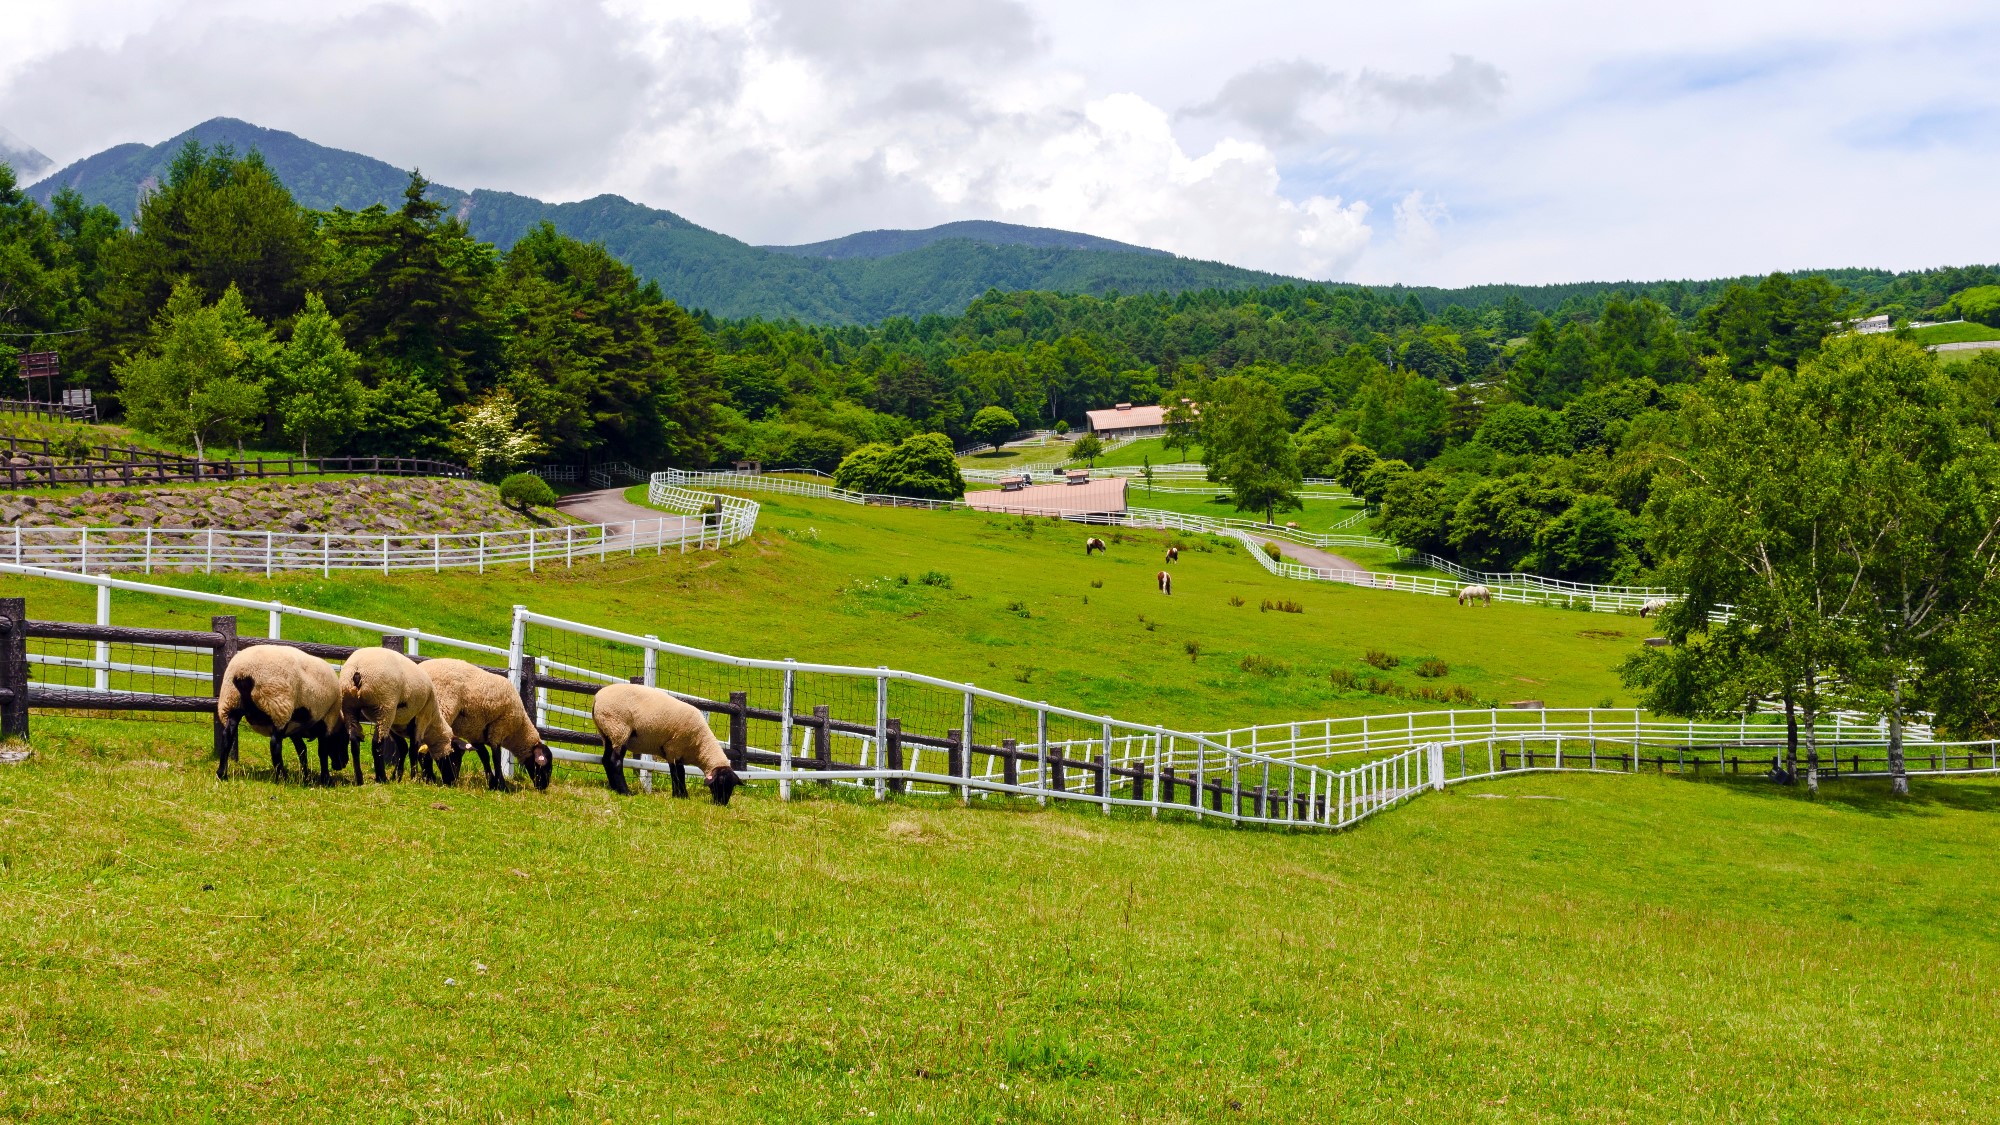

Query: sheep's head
left=704, top=765, right=744, bottom=806
left=524, top=742, right=554, bottom=790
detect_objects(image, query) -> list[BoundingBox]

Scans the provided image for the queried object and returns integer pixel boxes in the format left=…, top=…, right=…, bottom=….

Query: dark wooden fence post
left=1131, top=761, right=1147, bottom=803
left=812, top=704, right=831, bottom=783
left=210, top=615, right=237, bottom=765
left=728, top=690, right=749, bottom=771
left=1002, top=737, right=1019, bottom=786
left=0, top=597, right=26, bottom=741
left=1160, top=765, right=1175, bottom=805
left=1048, top=742, right=1066, bottom=793
left=517, top=655, right=540, bottom=735
left=381, top=634, right=406, bottom=654
left=885, top=717, right=904, bottom=793
left=1092, top=753, right=1108, bottom=801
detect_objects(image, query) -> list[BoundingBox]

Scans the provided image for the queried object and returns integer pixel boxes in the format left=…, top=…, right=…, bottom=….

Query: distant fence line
left=654, top=468, right=1681, bottom=614
left=1, top=569, right=1971, bottom=830
left=1, top=486, right=758, bottom=576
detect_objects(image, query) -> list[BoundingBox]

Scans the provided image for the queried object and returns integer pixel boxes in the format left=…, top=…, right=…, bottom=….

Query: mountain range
left=18, top=118, right=1293, bottom=322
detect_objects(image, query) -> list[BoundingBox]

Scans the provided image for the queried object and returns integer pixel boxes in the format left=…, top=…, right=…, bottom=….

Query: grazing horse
left=1638, top=598, right=1672, bottom=618
left=1085, top=537, right=1106, bottom=556
left=1457, top=584, right=1492, bottom=606
left=1157, top=570, right=1173, bottom=595
left=1164, top=546, right=1179, bottom=564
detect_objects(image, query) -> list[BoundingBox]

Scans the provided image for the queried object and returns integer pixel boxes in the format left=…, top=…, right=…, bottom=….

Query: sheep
left=1639, top=597, right=1673, bottom=618
left=338, top=647, right=455, bottom=784
left=419, top=658, right=554, bottom=791
left=1457, top=584, right=1492, bottom=606
left=1085, top=536, right=1106, bottom=555
left=215, top=644, right=349, bottom=785
left=1157, top=570, right=1173, bottom=595
left=1165, top=546, right=1179, bottom=564
left=589, top=682, right=745, bottom=804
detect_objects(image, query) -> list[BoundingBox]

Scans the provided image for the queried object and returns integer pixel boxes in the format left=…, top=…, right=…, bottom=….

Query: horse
left=1085, top=537, right=1106, bottom=556
left=1638, top=598, right=1672, bottom=618
left=1157, top=570, right=1173, bottom=595
left=1164, top=546, right=1179, bottom=564
left=1457, top=584, right=1492, bottom=606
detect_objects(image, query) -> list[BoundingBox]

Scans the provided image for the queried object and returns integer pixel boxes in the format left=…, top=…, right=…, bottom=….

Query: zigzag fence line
left=3, top=566, right=1974, bottom=826
left=654, top=469, right=1679, bottom=614
left=0, top=486, right=758, bottom=576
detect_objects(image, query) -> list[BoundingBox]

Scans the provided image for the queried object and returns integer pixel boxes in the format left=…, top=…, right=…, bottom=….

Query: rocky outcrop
left=0, top=478, right=564, bottom=534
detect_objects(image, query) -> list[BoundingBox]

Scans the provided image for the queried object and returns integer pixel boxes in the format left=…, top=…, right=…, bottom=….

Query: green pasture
left=954, top=440, right=1077, bottom=472
left=1911, top=321, right=2000, bottom=345
left=1126, top=486, right=1366, bottom=531
left=3, top=720, right=1997, bottom=1120
left=11, top=490, right=1640, bottom=734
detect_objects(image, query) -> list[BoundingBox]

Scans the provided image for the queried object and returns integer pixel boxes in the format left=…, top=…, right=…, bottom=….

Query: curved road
left=556, top=486, right=703, bottom=548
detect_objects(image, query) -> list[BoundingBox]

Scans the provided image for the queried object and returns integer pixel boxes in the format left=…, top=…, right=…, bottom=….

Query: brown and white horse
left=1085, top=537, right=1106, bottom=555
left=1157, top=570, right=1173, bottom=595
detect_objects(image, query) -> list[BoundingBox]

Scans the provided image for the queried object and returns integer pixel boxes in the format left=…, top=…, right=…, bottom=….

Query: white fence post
left=962, top=687, right=976, bottom=806
left=780, top=660, right=796, bottom=802
left=874, top=669, right=889, bottom=800
left=1036, top=706, right=1050, bottom=806
left=504, top=605, right=527, bottom=781
left=1429, top=742, right=1446, bottom=790
left=93, top=581, right=110, bottom=691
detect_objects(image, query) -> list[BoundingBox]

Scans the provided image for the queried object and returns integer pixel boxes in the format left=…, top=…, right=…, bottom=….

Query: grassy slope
left=1089, top=437, right=1203, bottom=468
left=1911, top=321, right=2000, bottom=344
left=11, top=491, right=1636, bottom=725
left=5, top=722, right=1997, bottom=1121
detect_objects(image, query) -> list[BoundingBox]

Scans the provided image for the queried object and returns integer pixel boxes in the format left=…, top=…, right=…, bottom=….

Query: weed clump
left=1328, top=668, right=1357, bottom=690
left=1240, top=654, right=1289, bottom=676
left=1184, top=640, right=1202, bottom=662
left=1004, top=600, right=1030, bottom=618
left=1363, top=649, right=1400, bottom=670
left=1090, top=579, right=1103, bottom=589
left=1227, top=595, right=1245, bottom=607
left=917, top=569, right=952, bottom=588
left=1259, top=598, right=1303, bottom=614
left=1414, top=657, right=1448, bottom=678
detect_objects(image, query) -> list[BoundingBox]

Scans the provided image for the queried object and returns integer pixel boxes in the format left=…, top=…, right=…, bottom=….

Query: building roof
left=964, top=477, right=1128, bottom=516
left=1085, top=403, right=1168, bottom=431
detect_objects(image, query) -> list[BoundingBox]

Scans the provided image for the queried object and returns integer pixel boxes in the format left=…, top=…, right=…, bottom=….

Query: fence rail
left=1, top=442, right=474, bottom=489
left=2, top=487, right=758, bottom=576
left=0, top=569, right=1973, bottom=829
left=0, top=398, right=95, bottom=423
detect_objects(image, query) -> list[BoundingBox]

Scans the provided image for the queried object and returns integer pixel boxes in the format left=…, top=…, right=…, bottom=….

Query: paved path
left=556, top=486, right=700, bottom=548
left=1268, top=540, right=1366, bottom=575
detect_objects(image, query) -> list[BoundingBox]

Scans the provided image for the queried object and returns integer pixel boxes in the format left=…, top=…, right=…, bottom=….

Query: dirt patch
left=1577, top=629, right=1627, bottom=640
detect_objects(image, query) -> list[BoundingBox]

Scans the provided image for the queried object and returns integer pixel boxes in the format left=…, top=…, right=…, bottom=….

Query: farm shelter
left=1084, top=402, right=1169, bottom=439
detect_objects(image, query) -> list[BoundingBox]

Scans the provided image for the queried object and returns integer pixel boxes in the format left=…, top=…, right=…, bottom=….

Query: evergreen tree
left=274, top=293, right=364, bottom=456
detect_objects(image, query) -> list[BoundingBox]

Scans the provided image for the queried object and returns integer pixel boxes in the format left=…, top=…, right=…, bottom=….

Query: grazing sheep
left=1157, top=570, right=1173, bottom=595
left=215, top=644, right=349, bottom=785
left=1085, top=536, right=1106, bottom=555
left=1165, top=546, right=1179, bottom=564
left=1639, top=597, right=1673, bottom=618
left=338, top=647, right=455, bottom=784
left=1457, top=584, right=1492, bottom=606
left=589, top=682, right=745, bottom=804
left=419, top=658, right=554, bottom=791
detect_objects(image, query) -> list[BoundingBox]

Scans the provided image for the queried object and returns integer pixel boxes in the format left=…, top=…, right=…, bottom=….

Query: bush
left=1363, top=649, right=1399, bottom=670
left=1053, top=420, right=1071, bottom=435
left=1262, top=541, right=1283, bottom=561
left=1328, top=668, right=1358, bottom=690
left=833, top=433, right=967, bottom=500
left=1414, top=657, right=1449, bottom=678
left=1183, top=640, right=1201, bottom=662
left=1227, top=595, right=1245, bottom=607
left=1259, top=598, right=1303, bottom=614
left=917, top=569, right=952, bottom=588
left=1239, top=654, right=1289, bottom=676
left=499, top=472, right=557, bottom=511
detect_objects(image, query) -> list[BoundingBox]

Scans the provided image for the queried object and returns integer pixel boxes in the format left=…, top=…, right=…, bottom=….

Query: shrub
left=917, top=569, right=953, bottom=588
left=1363, top=649, right=1399, bottom=670
left=1328, top=668, right=1358, bottom=690
left=1262, top=541, right=1283, bottom=561
left=1227, top=595, right=1245, bottom=607
left=498, top=472, right=557, bottom=511
left=1090, top=579, right=1103, bottom=589
left=833, top=433, right=966, bottom=499
left=1004, top=600, right=1030, bottom=618
left=1053, top=420, right=1071, bottom=435
left=51, top=432, right=92, bottom=463
left=1183, top=640, right=1201, bottom=662
left=1414, top=657, right=1449, bottom=678
left=1239, top=654, right=1289, bottom=676
left=1259, top=598, right=1303, bottom=614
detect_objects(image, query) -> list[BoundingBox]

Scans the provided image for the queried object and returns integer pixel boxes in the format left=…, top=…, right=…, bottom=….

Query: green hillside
left=767, top=219, right=1168, bottom=260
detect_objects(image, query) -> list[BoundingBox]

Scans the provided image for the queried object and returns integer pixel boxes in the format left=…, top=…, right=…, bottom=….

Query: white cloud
left=5, top=0, right=2000, bottom=288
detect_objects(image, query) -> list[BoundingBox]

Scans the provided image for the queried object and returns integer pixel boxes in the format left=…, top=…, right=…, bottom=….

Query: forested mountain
left=766, top=220, right=1168, bottom=260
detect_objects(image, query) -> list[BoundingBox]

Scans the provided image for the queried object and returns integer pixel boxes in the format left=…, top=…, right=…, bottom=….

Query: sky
left=1, top=0, right=1995, bottom=288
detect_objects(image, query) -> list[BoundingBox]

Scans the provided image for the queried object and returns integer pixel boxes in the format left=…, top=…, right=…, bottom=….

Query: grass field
left=1126, top=487, right=1367, bottom=532
left=1910, top=321, right=2000, bottom=345
left=4, top=719, right=1998, bottom=1120
left=1088, top=436, right=1203, bottom=468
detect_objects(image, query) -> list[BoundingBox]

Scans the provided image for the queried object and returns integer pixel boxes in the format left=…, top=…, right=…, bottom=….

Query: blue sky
left=3, top=0, right=1995, bottom=287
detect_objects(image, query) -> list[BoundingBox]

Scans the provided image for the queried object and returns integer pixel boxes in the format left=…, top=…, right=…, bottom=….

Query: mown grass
left=1910, top=321, right=2000, bottom=345
left=1125, top=487, right=1365, bottom=532
left=10, top=491, right=1641, bottom=725
left=3, top=719, right=1998, bottom=1121
left=1088, top=436, right=1203, bottom=468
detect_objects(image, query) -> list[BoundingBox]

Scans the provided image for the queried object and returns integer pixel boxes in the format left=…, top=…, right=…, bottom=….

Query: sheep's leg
left=217, top=713, right=240, bottom=780
left=291, top=736, right=312, bottom=783
left=372, top=721, right=393, bottom=784
left=670, top=760, right=689, bottom=799
left=475, top=744, right=505, bottom=791
left=601, top=738, right=633, bottom=796
left=268, top=733, right=287, bottom=781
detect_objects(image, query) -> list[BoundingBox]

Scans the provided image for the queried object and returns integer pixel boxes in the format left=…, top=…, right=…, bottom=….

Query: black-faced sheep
left=589, top=682, right=744, bottom=804
left=1085, top=537, right=1106, bottom=555
left=419, top=658, right=554, bottom=791
left=338, top=647, right=455, bottom=784
left=1638, top=597, right=1672, bottom=618
left=215, top=644, right=349, bottom=785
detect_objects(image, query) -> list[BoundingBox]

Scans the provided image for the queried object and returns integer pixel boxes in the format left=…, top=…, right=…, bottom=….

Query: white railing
left=2, top=488, right=759, bottom=576
left=7, top=565, right=1977, bottom=827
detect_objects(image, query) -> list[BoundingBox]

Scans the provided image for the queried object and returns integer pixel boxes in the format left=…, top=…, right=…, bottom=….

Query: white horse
left=1457, top=584, right=1492, bottom=606
left=1638, top=598, right=1672, bottom=618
